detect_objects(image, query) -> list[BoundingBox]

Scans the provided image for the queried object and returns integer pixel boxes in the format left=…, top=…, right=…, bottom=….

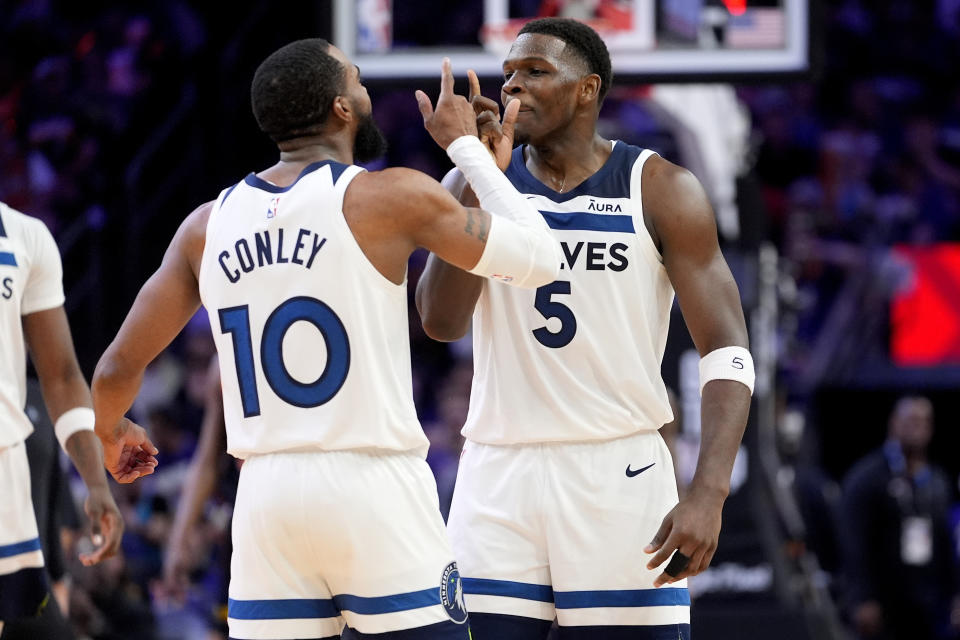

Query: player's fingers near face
left=472, top=95, right=500, bottom=117
left=415, top=90, right=434, bottom=122
left=477, top=110, right=502, bottom=141
left=440, top=57, right=454, bottom=97
left=501, top=97, right=521, bottom=138
left=467, top=69, right=481, bottom=102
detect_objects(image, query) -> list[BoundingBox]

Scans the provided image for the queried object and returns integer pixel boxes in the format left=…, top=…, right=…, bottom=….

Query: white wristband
left=54, top=407, right=95, bottom=451
left=699, top=346, right=755, bottom=395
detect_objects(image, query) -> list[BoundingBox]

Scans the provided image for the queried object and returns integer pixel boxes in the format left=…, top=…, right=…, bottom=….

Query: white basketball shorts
left=0, top=440, right=47, bottom=621
left=227, top=449, right=469, bottom=639
left=448, top=429, right=690, bottom=633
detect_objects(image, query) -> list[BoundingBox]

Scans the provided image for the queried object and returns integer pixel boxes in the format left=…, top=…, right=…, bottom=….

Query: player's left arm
left=22, top=307, right=124, bottom=565
left=92, top=201, right=212, bottom=483
left=640, top=156, right=751, bottom=587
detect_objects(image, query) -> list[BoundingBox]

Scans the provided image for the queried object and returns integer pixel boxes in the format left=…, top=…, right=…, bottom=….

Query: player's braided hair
left=251, top=38, right=344, bottom=143
left=518, top=17, right=613, bottom=103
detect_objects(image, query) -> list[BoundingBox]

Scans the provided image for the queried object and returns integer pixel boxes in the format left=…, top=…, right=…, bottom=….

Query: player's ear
left=331, top=95, right=353, bottom=123
left=579, top=74, right=601, bottom=105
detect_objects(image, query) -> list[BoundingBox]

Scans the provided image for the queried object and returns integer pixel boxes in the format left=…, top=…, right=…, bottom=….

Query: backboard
left=334, top=0, right=812, bottom=81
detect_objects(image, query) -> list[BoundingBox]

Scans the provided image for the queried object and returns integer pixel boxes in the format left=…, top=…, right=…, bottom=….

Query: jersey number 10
left=218, top=296, right=351, bottom=417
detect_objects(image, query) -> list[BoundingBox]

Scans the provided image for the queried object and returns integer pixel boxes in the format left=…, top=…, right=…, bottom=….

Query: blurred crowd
left=2, top=1, right=959, bottom=639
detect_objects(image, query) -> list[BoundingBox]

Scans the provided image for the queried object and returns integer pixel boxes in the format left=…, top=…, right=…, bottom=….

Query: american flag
left=726, top=8, right=785, bottom=48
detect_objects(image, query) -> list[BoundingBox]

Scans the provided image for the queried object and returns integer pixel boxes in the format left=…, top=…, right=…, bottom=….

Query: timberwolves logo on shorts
left=439, top=562, right=468, bottom=624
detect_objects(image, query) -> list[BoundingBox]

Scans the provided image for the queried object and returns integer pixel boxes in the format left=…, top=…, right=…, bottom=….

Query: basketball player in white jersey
left=0, top=202, right=123, bottom=635
left=417, top=18, right=753, bottom=640
left=90, top=39, right=561, bottom=640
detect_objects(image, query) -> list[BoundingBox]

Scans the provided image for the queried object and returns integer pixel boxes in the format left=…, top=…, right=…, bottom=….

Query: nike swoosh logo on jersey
left=625, top=462, right=655, bottom=477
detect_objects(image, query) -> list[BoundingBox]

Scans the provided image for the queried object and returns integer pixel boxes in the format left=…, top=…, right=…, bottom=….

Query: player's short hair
left=518, top=17, right=613, bottom=103
left=251, top=38, right=345, bottom=143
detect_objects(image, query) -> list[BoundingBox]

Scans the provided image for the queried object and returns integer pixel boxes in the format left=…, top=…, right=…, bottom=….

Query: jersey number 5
left=219, top=296, right=350, bottom=417
left=532, top=280, right=577, bottom=348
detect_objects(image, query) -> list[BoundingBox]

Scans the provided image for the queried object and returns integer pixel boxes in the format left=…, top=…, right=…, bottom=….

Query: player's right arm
left=415, top=169, right=486, bottom=342
left=347, top=57, right=559, bottom=295
left=92, top=201, right=212, bottom=483
left=410, top=59, right=554, bottom=340
left=346, top=162, right=557, bottom=290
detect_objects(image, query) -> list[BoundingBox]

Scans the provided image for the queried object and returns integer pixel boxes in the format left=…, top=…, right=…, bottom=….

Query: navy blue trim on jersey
left=0, top=251, right=17, bottom=266
left=462, top=577, right=554, bottom=603
left=328, top=160, right=352, bottom=185
left=228, top=587, right=442, bottom=621
left=539, top=211, right=635, bottom=233
left=0, top=209, right=6, bottom=236
left=333, top=587, right=440, bottom=615
left=228, top=597, right=338, bottom=620
left=505, top=142, right=643, bottom=203
left=0, top=537, right=41, bottom=558
left=558, top=623, right=691, bottom=639
left=221, top=181, right=241, bottom=206
left=244, top=160, right=353, bottom=193
left=553, top=587, right=689, bottom=609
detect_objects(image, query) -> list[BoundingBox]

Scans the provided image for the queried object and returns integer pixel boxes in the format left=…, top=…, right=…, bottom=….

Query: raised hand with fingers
left=467, top=69, right=519, bottom=171
left=415, top=58, right=480, bottom=150
left=643, top=486, right=725, bottom=587
left=100, top=416, right=159, bottom=483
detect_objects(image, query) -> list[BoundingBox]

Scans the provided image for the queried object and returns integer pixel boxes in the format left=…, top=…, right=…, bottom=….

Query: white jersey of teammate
left=198, top=160, right=427, bottom=459
left=463, top=142, right=674, bottom=445
left=0, top=203, right=65, bottom=449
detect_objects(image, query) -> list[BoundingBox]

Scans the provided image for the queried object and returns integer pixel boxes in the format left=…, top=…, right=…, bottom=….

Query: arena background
left=3, top=1, right=959, bottom=638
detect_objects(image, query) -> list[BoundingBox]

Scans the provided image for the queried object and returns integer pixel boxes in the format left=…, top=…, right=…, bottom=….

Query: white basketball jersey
left=0, top=203, right=65, bottom=448
left=463, top=143, right=675, bottom=445
left=198, top=162, right=427, bottom=459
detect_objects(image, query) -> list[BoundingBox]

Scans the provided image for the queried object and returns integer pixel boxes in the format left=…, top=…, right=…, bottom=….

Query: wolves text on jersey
left=218, top=226, right=328, bottom=284
left=558, top=241, right=628, bottom=272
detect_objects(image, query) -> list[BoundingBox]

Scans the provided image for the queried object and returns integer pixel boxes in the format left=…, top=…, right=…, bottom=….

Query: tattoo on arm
left=478, top=210, right=489, bottom=242
left=463, top=208, right=490, bottom=242
left=464, top=209, right=475, bottom=236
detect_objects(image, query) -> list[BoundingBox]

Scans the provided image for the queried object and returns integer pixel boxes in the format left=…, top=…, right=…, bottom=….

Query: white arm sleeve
left=446, top=136, right=560, bottom=288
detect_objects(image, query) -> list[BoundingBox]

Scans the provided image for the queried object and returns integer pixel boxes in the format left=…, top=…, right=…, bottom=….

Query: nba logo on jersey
left=267, top=196, right=280, bottom=219
left=439, top=562, right=468, bottom=624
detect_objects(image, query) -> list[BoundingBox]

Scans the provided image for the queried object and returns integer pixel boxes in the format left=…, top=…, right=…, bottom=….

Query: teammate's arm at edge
left=92, top=201, right=210, bottom=483
left=22, top=306, right=123, bottom=564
